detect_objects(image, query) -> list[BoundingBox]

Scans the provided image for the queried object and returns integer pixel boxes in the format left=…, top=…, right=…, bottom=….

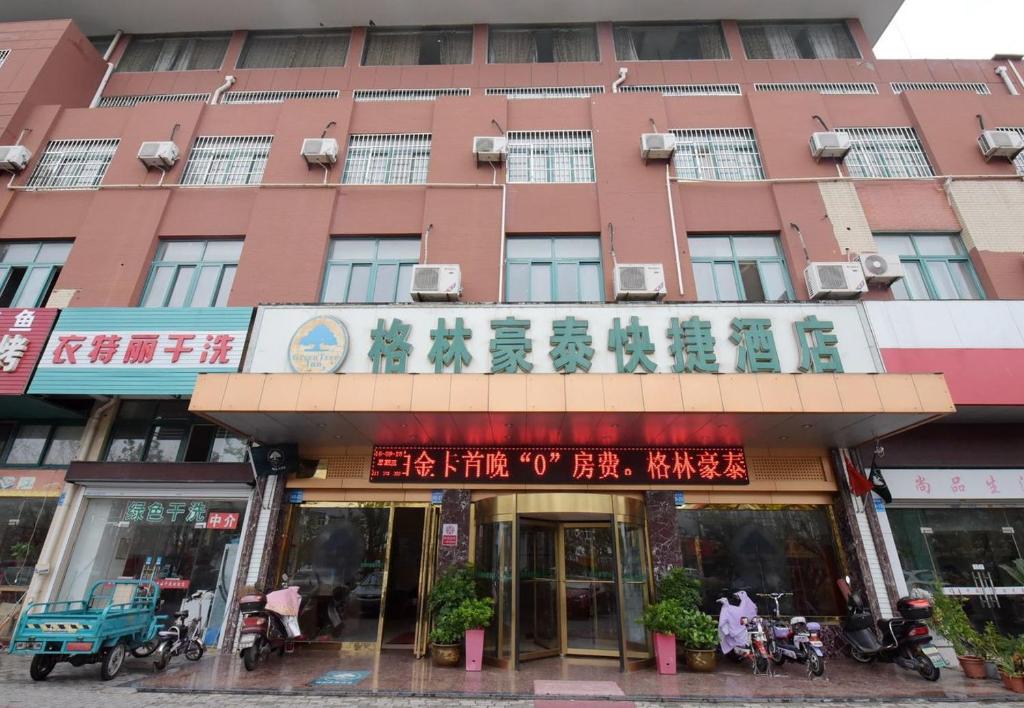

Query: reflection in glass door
left=518, top=521, right=559, bottom=660
left=563, top=524, right=620, bottom=656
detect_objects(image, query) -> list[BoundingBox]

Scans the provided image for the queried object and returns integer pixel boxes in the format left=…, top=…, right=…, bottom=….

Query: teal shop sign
left=28, top=308, right=253, bottom=395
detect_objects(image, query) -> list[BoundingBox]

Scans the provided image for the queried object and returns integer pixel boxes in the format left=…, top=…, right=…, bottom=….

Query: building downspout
left=995, top=66, right=1019, bottom=96
left=664, top=164, right=685, bottom=297
left=1009, top=61, right=1024, bottom=96
left=89, top=63, right=115, bottom=108
left=496, top=183, right=507, bottom=301
left=102, top=30, right=123, bottom=61
left=611, top=67, right=628, bottom=93
left=210, top=75, right=237, bottom=105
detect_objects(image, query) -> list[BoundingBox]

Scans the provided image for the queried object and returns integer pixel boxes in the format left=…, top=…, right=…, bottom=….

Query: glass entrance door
left=563, top=524, right=620, bottom=656
left=518, top=521, right=559, bottom=660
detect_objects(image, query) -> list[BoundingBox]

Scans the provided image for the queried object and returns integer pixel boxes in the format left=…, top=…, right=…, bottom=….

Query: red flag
left=844, top=451, right=873, bottom=497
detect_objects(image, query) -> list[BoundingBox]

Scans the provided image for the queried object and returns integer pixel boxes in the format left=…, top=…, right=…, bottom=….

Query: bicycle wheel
left=184, top=640, right=205, bottom=661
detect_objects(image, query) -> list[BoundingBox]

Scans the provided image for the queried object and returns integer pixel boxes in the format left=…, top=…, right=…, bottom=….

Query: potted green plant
left=429, top=611, right=464, bottom=667
left=979, top=622, right=1003, bottom=679
left=428, top=565, right=477, bottom=667
left=931, top=587, right=986, bottom=678
left=639, top=598, right=686, bottom=674
left=677, top=609, right=719, bottom=673
left=657, top=568, right=702, bottom=609
left=450, top=597, right=494, bottom=671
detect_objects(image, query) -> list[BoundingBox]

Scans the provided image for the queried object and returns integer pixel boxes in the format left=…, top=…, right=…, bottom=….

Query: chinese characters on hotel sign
left=369, top=446, right=749, bottom=485
left=0, top=308, right=58, bottom=395
left=249, top=304, right=879, bottom=376
left=30, top=308, right=253, bottom=395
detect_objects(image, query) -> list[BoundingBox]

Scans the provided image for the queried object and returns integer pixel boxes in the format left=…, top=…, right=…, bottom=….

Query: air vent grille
left=97, top=93, right=211, bottom=108
left=485, top=86, right=604, bottom=99
left=412, top=266, right=440, bottom=291
left=817, top=265, right=849, bottom=290
left=220, top=89, right=340, bottom=104
left=892, top=82, right=991, bottom=95
left=618, top=267, right=647, bottom=291
left=619, top=83, right=742, bottom=96
left=354, top=88, right=470, bottom=102
left=755, top=82, right=878, bottom=95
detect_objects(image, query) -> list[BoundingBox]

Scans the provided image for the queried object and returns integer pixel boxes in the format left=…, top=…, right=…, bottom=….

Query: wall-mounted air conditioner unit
left=473, top=136, right=507, bottom=163
left=137, top=141, right=179, bottom=168
left=859, top=252, right=905, bottom=285
left=613, top=264, right=667, bottom=301
left=301, top=138, right=339, bottom=165
left=978, top=130, right=1024, bottom=162
left=809, top=132, right=852, bottom=161
left=410, top=264, right=462, bottom=301
left=804, top=262, right=867, bottom=300
left=0, top=145, right=31, bottom=173
left=640, top=133, right=677, bottom=160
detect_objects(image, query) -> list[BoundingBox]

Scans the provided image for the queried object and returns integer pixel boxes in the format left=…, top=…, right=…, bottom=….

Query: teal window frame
left=875, top=233, right=985, bottom=301
left=504, top=235, right=604, bottom=303
left=689, top=234, right=794, bottom=302
left=141, top=240, right=241, bottom=308
left=0, top=421, right=85, bottom=467
left=321, top=237, right=420, bottom=304
left=0, top=241, right=71, bottom=308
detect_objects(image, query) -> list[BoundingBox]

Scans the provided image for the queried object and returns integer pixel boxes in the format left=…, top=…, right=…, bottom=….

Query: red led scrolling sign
left=369, top=446, right=748, bottom=485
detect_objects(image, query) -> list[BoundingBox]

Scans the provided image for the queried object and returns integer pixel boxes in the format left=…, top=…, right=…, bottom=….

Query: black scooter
left=837, top=576, right=942, bottom=681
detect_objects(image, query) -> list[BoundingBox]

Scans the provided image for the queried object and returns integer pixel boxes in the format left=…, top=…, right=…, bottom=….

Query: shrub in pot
left=657, top=568, right=702, bottom=610
left=640, top=599, right=686, bottom=675
left=932, top=587, right=986, bottom=678
left=450, top=597, right=494, bottom=672
left=429, top=611, right=464, bottom=667
left=429, top=565, right=477, bottom=618
left=677, top=609, right=719, bottom=673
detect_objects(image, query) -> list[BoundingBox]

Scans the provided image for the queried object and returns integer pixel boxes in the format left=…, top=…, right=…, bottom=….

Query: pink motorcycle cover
left=265, top=586, right=301, bottom=617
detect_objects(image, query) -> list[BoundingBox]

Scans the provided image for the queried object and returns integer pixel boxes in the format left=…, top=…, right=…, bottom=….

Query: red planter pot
left=654, top=632, right=677, bottom=675
left=957, top=655, right=987, bottom=679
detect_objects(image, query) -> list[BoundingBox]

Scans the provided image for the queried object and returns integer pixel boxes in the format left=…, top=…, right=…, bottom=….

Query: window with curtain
left=671, top=129, right=764, bottom=181
left=839, top=127, right=933, bottom=179
left=613, top=23, right=727, bottom=60
left=489, top=25, right=598, bottom=63
left=104, top=400, right=247, bottom=463
left=740, top=21, right=859, bottom=60
left=116, top=33, right=231, bottom=72
left=507, top=131, right=595, bottom=184
left=689, top=235, right=793, bottom=302
left=875, top=233, right=984, bottom=300
left=237, top=30, right=350, bottom=68
left=362, top=27, right=472, bottom=65
left=141, top=240, right=242, bottom=308
left=0, top=422, right=84, bottom=466
left=505, top=236, right=603, bottom=303
left=342, top=134, right=431, bottom=184
left=321, top=238, right=420, bottom=303
left=0, top=241, right=71, bottom=308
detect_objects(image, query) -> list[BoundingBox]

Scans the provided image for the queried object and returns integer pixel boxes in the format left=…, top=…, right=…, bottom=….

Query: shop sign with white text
left=0, top=308, right=58, bottom=395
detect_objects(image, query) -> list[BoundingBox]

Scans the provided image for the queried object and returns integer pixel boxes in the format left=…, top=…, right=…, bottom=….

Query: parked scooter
left=238, top=585, right=303, bottom=671
left=718, top=590, right=772, bottom=674
left=758, top=591, right=825, bottom=677
left=153, top=597, right=206, bottom=670
left=837, top=576, right=942, bottom=681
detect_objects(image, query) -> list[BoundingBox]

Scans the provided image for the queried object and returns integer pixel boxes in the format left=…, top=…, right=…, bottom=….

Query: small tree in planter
left=932, top=587, right=985, bottom=678
left=429, top=611, right=464, bottom=667
left=639, top=599, right=687, bottom=674
left=657, top=568, right=702, bottom=609
left=428, top=565, right=477, bottom=667
left=449, top=597, right=494, bottom=672
left=677, top=609, right=719, bottom=673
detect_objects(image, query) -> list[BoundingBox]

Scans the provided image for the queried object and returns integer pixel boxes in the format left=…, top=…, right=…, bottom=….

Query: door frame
left=516, top=518, right=561, bottom=663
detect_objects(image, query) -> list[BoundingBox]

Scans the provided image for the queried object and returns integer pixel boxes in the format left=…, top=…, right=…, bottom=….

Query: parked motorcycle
left=758, top=591, right=825, bottom=677
left=837, top=576, right=941, bottom=681
left=718, top=590, right=772, bottom=674
left=238, top=585, right=302, bottom=671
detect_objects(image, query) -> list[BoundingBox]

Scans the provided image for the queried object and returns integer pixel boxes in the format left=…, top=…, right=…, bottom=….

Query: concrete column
left=644, top=491, right=684, bottom=584
left=436, top=489, right=471, bottom=571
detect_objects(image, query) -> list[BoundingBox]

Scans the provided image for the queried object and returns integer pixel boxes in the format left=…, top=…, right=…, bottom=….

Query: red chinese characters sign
left=369, top=446, right=749, bottom=485
left=207, top=512, right=239, bottom=530
left=0, top=308, right=58, bottom=395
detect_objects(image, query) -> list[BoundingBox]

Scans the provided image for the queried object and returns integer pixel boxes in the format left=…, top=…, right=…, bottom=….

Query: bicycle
left=153, top=608, right=205, bottom=670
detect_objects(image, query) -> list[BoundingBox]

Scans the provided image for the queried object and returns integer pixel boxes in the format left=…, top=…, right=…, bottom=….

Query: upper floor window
left=363, top=27, right=472, bottom=66
left=489, top=25, right=598, bottom=63
left=105, top=400, right=247, bottom=463
left=0, top=241, right=71, bottom=308
left=505, top=236, right=603, bottom=303
left=142, top=240, right=241, bottom=308
left=181, top=135, right=273, bottom=186
left=0, top=49, right=10, bottom=69
left=690, top=235, right=793, bottom=302
left=507, top=131, right=595, bottom=184
left=0, top=422, right=84, bottom=466
left=238, top=30, right=350, bottom=68
left=26, top=139, right=119, bottom=190
left=671, top=129, right=764, bottom=181
left=322, top=238, right=420, bottom=303
left=614, top=23, right=727, bottom=61
left=875, top=233, right=984, bottom=300
left=342, top=134, right=431, bottom=185
left=840, top=127, right=933, bottom=179
left=740, top=21, right=859, bottom=60
left=116, top=33, right=230, bottom=72
left=1001, top=128, right=1024, bottom=176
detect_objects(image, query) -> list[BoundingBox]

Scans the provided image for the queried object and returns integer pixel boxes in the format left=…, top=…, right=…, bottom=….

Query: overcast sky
left=875, top=0, right=1024, bottom=59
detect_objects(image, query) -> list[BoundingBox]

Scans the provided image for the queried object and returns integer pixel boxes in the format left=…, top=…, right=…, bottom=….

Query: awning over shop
left=189, top=372, right=953, bottom=451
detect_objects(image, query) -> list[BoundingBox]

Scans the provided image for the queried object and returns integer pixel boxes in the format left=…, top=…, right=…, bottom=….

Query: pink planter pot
left=654, top=632, right=677, bottom=675
left=465, top=628, right=485, bottom=672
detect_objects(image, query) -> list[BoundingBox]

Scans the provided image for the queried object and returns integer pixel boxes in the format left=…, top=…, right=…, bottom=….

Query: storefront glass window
left=104, top=400, right=246, bottom=463
left=281, top=506, right=391, bottom=643
left=677, top=507, right=844, bottom=618
left=0, top=423, right=84, bottom=466
left=57, top=496, right=245, bottom=635
left=0, top=497, right=57, bottom=587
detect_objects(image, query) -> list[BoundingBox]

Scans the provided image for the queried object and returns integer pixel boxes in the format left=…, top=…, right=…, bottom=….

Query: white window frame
left=839, top=127, right=934, bottom=179
left=671, top=128, right=765, bottom=181
left=26, top=139, right=119, bottom=190
left=341, top=134, right=431, bottom=185
left=506, top=130, right=595, bottom=184
left=180, top=135, right=273, bottom=186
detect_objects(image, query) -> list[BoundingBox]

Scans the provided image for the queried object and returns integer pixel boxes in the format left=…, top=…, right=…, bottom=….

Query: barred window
left=671, top=129, right=764, bottom=181
left=489, top=25, right=598, bottom=63
left=740, top=21, right=859, bottom=60
left=26, top=139, right=119, bottom=190
left=142, top=240, right=242, bottom=308
left=180, top=136, right=273, bottom=186
left=999, top=127, right=1024, bottom=176
left=116, top=33, right=230, bottom=72
left=506, top=131, right=595, bottom=184
left=342, top=134, right=431, bottom=185
left=238, top=30, right=350, bottom=69
left=0, top=241, right=71, bottom=307
left=322, top=238, right=420, bottom=303
left=363, top=27, right=472, bottom=66
left=839, top=127, right=933, bottom=179
left=0, top=49, right=10, bottom=69
left=613, top=23, right=727, bottom=61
